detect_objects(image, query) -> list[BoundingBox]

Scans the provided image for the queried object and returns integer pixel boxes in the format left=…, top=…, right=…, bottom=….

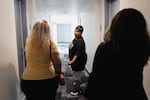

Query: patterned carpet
left=56, top=52, right=89, bottom=100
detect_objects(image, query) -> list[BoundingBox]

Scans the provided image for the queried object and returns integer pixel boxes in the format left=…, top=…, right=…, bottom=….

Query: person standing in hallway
left=21, top=20, right=63, bottom=100
left=68, top=25, right=87, bottom=96
left=83, top=8, right=150, bottom=100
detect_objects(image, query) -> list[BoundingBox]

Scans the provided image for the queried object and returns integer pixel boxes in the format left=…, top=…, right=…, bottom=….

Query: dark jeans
left=21, top=76, right=59, bottom=100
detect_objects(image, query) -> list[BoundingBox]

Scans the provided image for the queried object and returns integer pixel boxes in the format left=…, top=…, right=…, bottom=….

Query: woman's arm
left=51, top=52, right=62, bottom=74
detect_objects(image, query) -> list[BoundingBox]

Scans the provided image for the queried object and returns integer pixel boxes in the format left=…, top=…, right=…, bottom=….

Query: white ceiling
left=36, top=0, right=94, bottom=15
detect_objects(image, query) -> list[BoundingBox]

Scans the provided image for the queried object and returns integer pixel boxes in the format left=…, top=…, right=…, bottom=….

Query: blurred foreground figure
left=83, top=8, right=150, bottom=100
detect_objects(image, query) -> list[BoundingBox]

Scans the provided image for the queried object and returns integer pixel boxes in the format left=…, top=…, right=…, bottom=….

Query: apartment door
left=104, top=0, right=120, bottom=30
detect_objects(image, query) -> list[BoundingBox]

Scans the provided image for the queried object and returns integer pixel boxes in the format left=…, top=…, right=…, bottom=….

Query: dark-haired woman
left=83, top=8, right=150, bottom=100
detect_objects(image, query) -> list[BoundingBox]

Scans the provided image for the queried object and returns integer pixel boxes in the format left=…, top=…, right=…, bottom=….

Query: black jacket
left=69, top=36, right=87, bottom=71
left=84, top=42, right=148, bottom=100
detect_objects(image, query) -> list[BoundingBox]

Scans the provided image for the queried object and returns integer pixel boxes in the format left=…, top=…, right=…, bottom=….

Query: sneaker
left=70, top=90, right=79, bottom=96
left=73, top=82, right=76, bottom=86
left=70, top=89, right=83, bottom=96
left=73, top=81, right=82, bottom=86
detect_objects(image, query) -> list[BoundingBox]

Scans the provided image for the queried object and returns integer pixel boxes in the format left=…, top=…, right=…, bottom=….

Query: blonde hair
left=27, top=20, right=51, bottom=53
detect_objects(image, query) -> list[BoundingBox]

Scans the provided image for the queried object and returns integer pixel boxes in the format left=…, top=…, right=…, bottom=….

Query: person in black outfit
left=83, top=8, right=150, bottom=100
left=68, top=25, right=87, bottom=96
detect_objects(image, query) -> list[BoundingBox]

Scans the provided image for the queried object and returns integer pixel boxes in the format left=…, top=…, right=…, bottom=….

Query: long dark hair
left=104, top=8, right=150, bottom=65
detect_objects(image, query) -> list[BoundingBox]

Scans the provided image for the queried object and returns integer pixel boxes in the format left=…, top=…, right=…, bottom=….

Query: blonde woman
left=21, top=20, right=62, bottom=100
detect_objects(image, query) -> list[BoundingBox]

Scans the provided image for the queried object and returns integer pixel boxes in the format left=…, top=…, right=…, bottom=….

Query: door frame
left=14, top=0, right=28, bottom=80
left=104, top=0, right=120, bottom=31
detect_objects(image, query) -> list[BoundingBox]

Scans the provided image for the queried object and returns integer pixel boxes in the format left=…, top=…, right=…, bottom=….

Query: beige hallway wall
left=0, top=0, right=19, bottom=100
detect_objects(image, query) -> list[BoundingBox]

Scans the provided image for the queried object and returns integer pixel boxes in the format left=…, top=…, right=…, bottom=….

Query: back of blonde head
left=27, top=20, right=51, bottom=53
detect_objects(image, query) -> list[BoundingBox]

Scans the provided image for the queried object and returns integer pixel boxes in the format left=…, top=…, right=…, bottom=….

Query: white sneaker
left=70, top=90, right=79, bottom=96
left=73, top=81, right=82, bottom=86
left=73, top=82, right=76, bottom=86
left=70, top=90, right=83, bottom=96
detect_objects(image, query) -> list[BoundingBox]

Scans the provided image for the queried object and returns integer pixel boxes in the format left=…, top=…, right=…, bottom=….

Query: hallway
left=1, top=0, right=150, bottom=100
